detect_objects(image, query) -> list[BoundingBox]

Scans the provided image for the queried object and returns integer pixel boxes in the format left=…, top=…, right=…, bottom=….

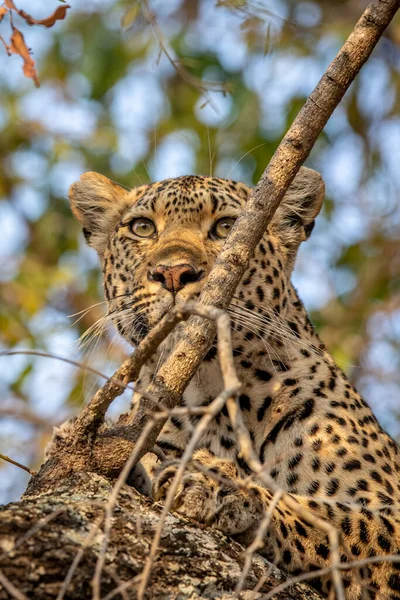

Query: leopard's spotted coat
left=69, top=168, right=400, bottom=599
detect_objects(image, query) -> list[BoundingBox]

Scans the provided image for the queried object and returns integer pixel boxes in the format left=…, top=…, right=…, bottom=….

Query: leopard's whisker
left=68, top=292, right=137, bottom=326
left=229, top=307, right=295, bottom=355
left=231, top=298, right=323, bottom=358
left=228, top=311, right=285, bottom=370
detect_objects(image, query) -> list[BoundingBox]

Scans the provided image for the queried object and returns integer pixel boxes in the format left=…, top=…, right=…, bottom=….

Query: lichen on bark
left=0, top=473, right=321, bottom=599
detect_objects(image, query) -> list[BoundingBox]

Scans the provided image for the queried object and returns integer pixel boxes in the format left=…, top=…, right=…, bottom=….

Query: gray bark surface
left=0, top=473, right=321, bottom=599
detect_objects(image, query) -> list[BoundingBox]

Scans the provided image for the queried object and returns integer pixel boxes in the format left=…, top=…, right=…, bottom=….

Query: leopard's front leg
left=153, top=449, right=266, bottom=537
left=153, top=449, right=400, bottom=599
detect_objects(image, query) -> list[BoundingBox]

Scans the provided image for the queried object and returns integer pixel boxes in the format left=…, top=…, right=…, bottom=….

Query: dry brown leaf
left=4, top=0, right=17, bottom=10
left=0, top=7, right=8, bottom=22
left=18, top=5, right=70, bottom=28
left=4, top=1, right=70, bottom=28
left=9, top=27, right=40, bottom=87
left=1, top=1, right=71, bottom=86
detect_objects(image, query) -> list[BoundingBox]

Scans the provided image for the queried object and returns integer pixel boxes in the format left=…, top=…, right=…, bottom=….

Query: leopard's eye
left=211, top=217, right=236, bottom=239
left=129, top=217, right=156, bottom=238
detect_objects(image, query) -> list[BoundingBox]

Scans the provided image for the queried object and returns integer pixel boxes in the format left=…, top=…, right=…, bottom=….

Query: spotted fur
left=70, top=169, right=400, bottom=599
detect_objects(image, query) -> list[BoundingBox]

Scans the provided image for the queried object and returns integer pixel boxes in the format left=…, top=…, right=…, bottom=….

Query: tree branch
left=113, top=0, right=400, bottom=465
left=0, top=472, right=322, bottom=600
left=24, top=0, right=399, bottom=497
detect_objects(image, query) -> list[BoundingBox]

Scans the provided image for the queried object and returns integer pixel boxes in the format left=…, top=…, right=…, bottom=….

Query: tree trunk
left=0, top=472, right=321, bottom=600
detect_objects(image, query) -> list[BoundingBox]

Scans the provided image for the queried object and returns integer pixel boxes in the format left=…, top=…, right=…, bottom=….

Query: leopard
left=69, top=167, right=400, bottom=599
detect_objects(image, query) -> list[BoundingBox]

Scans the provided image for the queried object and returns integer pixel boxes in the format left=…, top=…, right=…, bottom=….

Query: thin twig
left=0, top=453, right=35, bottom=475
left=137, top=389, right=237, bottom=600
left=236, top=490, right=283, bottom=594
left=56, top=514, right=104, bottom=600
left=0, top=569, right=27, bottom=600
left=262, top=552, right=400, bottom=600
left=92, top=420, right=156, bottom=600
left=74, top=304, right=191, bottom=440
left=0, top=509, right=67, bottom=564
left=137, top=304, right=241, bottom=599
left=140, top=0, right=228, bottom=99
left=0, top=350, right=135, bottom=393
left=225, top=394, right=345, bottom=600
left=101, top=574, right=142, bottom=600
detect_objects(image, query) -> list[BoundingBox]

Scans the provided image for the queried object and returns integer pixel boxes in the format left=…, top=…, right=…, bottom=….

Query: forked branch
left=112, top=0, right=400, bottom=465
left=26, top=0, right=399, bottom=496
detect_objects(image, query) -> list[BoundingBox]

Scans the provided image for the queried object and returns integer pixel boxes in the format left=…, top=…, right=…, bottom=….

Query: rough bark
left=0, top=473, right=321, bottom=600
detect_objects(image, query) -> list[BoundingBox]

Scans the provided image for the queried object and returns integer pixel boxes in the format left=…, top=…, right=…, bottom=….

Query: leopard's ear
left=69, top=172, right=132, bottom=255
left=269, top=166, right=325, bottom=269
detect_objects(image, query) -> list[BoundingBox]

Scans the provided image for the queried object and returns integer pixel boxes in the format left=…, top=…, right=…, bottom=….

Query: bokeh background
left=1, top=0, right=399, bottom=503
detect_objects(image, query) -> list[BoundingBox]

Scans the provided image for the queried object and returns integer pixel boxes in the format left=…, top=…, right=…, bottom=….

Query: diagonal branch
left=122, top=0, right=400, bottom=463
left=26, top=0, right=399, bottom=495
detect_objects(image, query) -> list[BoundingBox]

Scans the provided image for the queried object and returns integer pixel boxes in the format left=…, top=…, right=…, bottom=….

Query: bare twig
left=236, top=490, right=283, bottom=594
left=56, top=514, right=104, bottom=600
left=0, top=350, right=135, bottom=393
left=225, top=394, right=345, bottom=600
left=104, top=568, right=131, bottom=600
left=91, top=420, right=155, bottom=600
left=137, top=305, right=241, bottom=599
left=0, top=509, right=67, bottom=564
left=140, top=0, right=229, bottom=99
left=73, top=303, right=191, bottom=440
left=0, top=452, right=35, bottom=475
left=115, top=0, right=400, bottom=472
left=138, top=390, right=237, bottom=600
left=261, top=552, right=400, bottom=600
left=101, top=574, right=142, bottom=600
left=0, top=569, right=27, bottom=600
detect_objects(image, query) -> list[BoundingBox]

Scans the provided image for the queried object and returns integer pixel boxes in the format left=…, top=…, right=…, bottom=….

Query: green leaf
left=121, top=4, right=140, bottom=31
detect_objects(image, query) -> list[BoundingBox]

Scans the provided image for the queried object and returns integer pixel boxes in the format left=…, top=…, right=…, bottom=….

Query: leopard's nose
left=148, top=264, right=204, bottom=294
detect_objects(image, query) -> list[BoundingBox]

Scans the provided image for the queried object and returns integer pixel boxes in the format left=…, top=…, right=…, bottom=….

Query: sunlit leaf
left=121, top=3, right=140, bottom=31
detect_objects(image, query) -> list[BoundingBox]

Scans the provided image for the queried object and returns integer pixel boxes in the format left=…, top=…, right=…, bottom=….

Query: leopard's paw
left=126, top=452, right=161, bottom=497
left=152, top=450, right=264, bottom=536
left=153, top=462, right=218, bottom=525
left=152, top=460, right=180, bottom=502
left=213, top=485, right=264, bottom=536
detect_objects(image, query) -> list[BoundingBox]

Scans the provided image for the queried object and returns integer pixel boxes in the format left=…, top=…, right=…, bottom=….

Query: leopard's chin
left=126, top=312, right=150, bottom=346
left=126, top=292, right=201, bottom=347
left=127, top=299, right=174, bottom=345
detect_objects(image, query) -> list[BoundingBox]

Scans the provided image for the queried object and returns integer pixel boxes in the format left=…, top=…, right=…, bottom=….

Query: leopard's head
left=69, top=169, right=324, bottom=345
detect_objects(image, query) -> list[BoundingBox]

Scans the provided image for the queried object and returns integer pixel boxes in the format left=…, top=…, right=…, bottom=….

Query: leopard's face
left=69, top=169, right=324, bottom=346
left=101, top=176, right=251, bottom=343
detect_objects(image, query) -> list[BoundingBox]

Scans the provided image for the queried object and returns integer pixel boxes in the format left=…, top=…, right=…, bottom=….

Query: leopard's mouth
left=128, top=297, right=174, bottom=344
left=127, top=312, right=150, bottom=345
left=126, top=290, right=201, bottom=347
